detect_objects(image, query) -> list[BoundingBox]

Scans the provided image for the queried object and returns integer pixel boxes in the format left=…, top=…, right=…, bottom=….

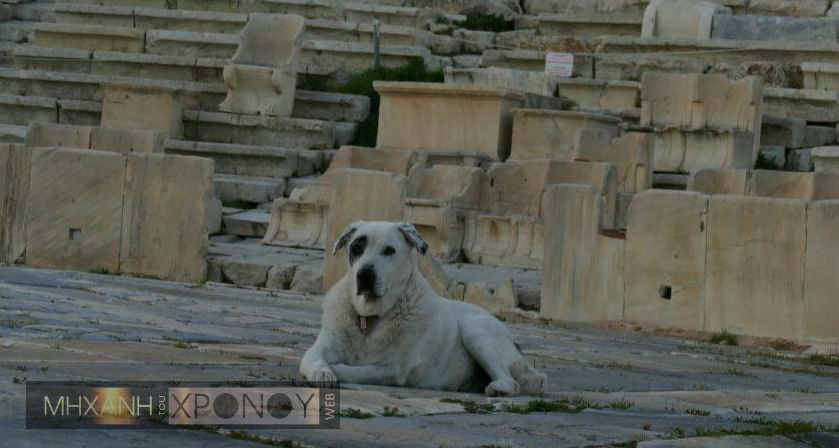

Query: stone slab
left=625, top=191, right=709, bottom=332
left=0, top=144, right=28, bottom=265
left=812, top=146, right=839, bottom=172
left=705, top=195, right=807, bottom=340
left=804, top=200, right=839, bottom=342
left=510, top=109, right=620, bottom=161
left=120, top=154, right=212, bottom=283
left=712, top=15, right=838, bottom=42
left=101, top=84, right=185, bottom=138
left=687, top=169, right=749, bottom=195
left=541, top=184, right=623, bottom=323
left=375, top=81, right=523, bottom=161
left=642, top=0, right=730, bottom=40
left=25, top=148, right=125, bottom=273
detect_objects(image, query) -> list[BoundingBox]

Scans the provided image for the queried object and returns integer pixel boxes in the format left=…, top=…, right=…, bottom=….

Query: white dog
left=300, top=221, right=545, bottom=396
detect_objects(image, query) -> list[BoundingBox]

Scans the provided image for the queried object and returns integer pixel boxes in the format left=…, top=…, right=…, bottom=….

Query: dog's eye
left=382, top=246, right=395, bottom=256
left=350, top=242, right=364, bottom=257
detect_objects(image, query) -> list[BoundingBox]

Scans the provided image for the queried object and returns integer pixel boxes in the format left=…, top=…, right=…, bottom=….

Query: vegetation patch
left=298, top=59, right=444, bottom=147
left=341, top=408, right=375, bottom=419
left=709, top=331, right=738, bottom=346
left=458, top=13, right=514, bottom=33
left=806, top=354, right=839, bottom=368
left=502, top=396, right=599, bottom=414
left=381, top=406, right=404, bottom=417
left=440, top=397, right=495, bottom=414
left=685, top=408, right=711, bottom=416
left=608, top=398, right=634, bottom=410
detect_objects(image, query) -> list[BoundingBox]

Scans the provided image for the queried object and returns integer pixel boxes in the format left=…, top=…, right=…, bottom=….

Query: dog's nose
left=356, top=264, right=376, bottom=296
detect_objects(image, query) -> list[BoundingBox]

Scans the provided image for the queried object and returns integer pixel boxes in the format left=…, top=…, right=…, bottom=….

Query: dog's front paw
left=485, top=378, right=520, bottom=396
left=306, top=369, right=338, bottom=388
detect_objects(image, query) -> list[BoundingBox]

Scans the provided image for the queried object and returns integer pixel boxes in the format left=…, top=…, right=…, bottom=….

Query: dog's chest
left=340, top=321, right=410, bottom=364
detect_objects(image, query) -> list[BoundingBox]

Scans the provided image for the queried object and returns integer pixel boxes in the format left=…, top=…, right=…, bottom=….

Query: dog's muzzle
left=356, top=264, right=377, bottom=297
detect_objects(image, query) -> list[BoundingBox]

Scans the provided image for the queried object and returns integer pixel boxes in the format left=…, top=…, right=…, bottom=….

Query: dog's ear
left=333, top=221, right=362, bottom=255
left=396, top=222, right=428, bottom=256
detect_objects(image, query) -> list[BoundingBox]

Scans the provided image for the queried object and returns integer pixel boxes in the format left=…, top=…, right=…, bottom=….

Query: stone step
left=524, top=13, right=643, bottom=38
left=214, top=174, right=286, bottom=205
left=0, top=20, right=34, bottom=43
left=30, top=23, right=433, bottom=75
left=0, top=123, right=27, bottom=143
left=165, top=139, right=325, bottom=178
left=63, top=0, right=462, bottom=28
left=0, top=64, right=370, bottom=122
left=222, top=209, right=271, bottom=238
left=206, top=236, right=324, bottom=293
left=183, top=110, right=342, bottom=149
left=54, top=4, right=426, bottom=46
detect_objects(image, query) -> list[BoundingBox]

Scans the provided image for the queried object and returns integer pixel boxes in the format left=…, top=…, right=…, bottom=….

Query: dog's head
left=333, top=221, right=428, bottom=319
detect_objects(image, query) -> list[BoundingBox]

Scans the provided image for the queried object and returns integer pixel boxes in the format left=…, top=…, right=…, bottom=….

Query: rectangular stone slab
left=624, top=190, right=709, bottom=331
left=541, top=184, right=624, bottom=323
left=804, top=200, right=839, bottom=342
left=322, top=168, right=406, bottom=292
left=120, top=154, right=212, bottom=283
left=705, top=195, right=807, bottom=340
left=0, top=144, right=29, bottom=265
left=26, top=148, right=126, bottom=273
left=374, top=82, right=523, bottom=161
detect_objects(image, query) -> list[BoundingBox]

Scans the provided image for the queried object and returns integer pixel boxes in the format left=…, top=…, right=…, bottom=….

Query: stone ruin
left=0, top=0, right=838, bottom=345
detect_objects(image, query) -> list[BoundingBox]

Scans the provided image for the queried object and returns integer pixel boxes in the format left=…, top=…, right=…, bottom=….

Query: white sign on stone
left=545, top=52, right=574, bottom=78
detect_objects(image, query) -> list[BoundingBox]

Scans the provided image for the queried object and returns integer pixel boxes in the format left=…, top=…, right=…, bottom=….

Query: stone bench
left=375, top=81, right=524, bottom=161
left=182, top=110, right=338, bottom=149
left=464, top=159, right=617, bottom=269
left=510, top=109, right=621, bottom=161
left=689, top=168, right=839, bottom=200
left=33, top=22, right=145, bottom=53
left=764, top=87, right=839, bottom=123
left=481, top=49, right=594, bottom=79
left=404, top=164, right=484, bottom=261
left=24, top=122, right=165, bottom=153
left=558, top=78, right=640, bottom=112
left=165, top=139, right=322, bottom=179
left=812, top=146, right=839, bottom=172
left=530, top=13, right=642, bottom=37
left=254, top=0, right=428, bottom=27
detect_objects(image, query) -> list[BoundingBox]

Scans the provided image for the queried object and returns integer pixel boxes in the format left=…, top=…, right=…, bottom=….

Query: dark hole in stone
left=659, top=285, right=672, bottom=300
left=69, top=228, right=81, bottom=241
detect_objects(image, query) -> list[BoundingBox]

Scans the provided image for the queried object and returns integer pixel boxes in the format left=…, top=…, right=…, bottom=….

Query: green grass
left=439, top=397, right=494, bottom=414
left=609, top=398, right=634, bottom=410
left=807, top=354, right=839, bottom=368
left=458, top=13, right=514, bottom=32
left=691, top=418, right=838, bottom=438
left=341, top=408, right=374, bottom=419
left=380, top=406, right=404, bottom=417
left=297, top=59, right=443, bottom=147
left=502, top=396, right=599, bottom=414
left=709, top=330, right=738, bottom=346
left=685, top=408, right=711, bottom=416
left=172, top=340, right=196, bottom=350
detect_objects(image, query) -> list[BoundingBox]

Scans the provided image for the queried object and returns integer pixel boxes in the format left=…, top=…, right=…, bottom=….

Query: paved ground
left=1, top=265, right=838, bottom=447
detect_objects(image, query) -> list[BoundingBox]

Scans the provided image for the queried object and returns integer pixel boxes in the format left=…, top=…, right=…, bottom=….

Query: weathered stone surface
left=375, top=81, right=523, bottom=160
left=0, top=94, right=57, bottom=126
left=804, top=125, right=836, bottom=147
left=758, top=145, right=785, bottom=169
left=712, top=15, right=838, bottom=42
left=291, top=263, right=323, bottom=295
left=265, top=262, right=296, bottom=290
left=33, top=23, right=145, bottom=53
left=220, top=259, right=270, bottom=287
left=120, top=154, right=212, bottom=283
left=220, top=14, right=304, bottom=117
left=747, top=0, right=828, bottom=17
left=222, top=210, right=270, bottom=238
left=786, top=148, right=813, bottom=172
left=482, top=48, right=595, bottom=79
left=802, top=62, right=839, bottom=90
left=541, top=184, right=624, bottom=323
left=183, top=110, right=335, bottom=149
left=0, top=144, right=28, bottom=265
left=761, top=115, right=806, bottom=148
left=510, top=109, right=620, bottom=161
left=812, top=146, right=839, bottom=172
left=652, top=129, right=756, bottom=173
left=214, top=174, right=285, bottom=204
left=26, top=148, right=125, bottom=273
left=558, top=78, right=639, bottom=112
left=625, top=191, right=708, bottom=331
left=641, top=73, right=762, bottom=133
left=764, top=86, right=839, bottom=123
left=24, top=123, right=165, bottom=154
left=322, top=169, right=406, bottom=291
left=574, top=131, right=653, bottom=194
left=687, top=168, right=749, bottom=195
left=405, top=164, right=483, bottom=261
left=705, top=195, right=807, bottom=340
left=642, top=0, right=730, bottom=40
left=444, top=66, right=560, bottom=97
left=453, top=28, right=494, bottom=54
left=748, top=170, right=814, bottom=199
left=522, top=0, right=648, bottom=19
left=804, top=200, right=839, bottom=342
left=101, top=84, right=185, bottom=138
